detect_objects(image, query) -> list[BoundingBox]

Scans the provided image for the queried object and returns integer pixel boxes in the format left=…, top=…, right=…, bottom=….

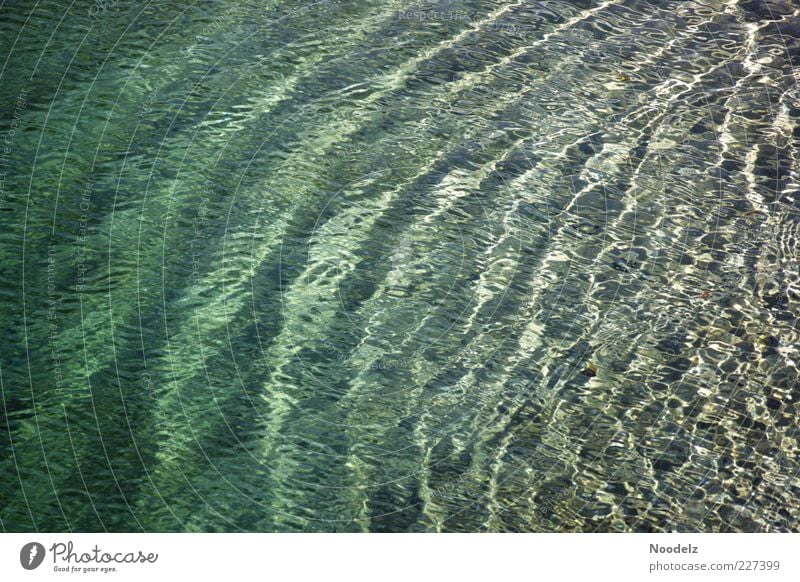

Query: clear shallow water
left=0, top=0, right=798, bottom=532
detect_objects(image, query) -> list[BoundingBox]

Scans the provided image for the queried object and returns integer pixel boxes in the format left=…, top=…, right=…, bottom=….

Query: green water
left=1, top=0, right=799, bottom=532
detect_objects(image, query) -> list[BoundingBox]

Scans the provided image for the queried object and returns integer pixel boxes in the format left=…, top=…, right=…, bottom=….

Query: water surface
left=1, top=0, right=799, bottom=532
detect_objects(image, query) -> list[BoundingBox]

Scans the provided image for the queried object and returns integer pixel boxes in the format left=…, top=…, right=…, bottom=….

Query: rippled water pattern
left=1, top=0, right=799, bottom=532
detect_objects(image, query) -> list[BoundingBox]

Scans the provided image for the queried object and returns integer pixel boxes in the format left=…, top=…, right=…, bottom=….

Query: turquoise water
left=0, top=0, right=799, bottom=532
